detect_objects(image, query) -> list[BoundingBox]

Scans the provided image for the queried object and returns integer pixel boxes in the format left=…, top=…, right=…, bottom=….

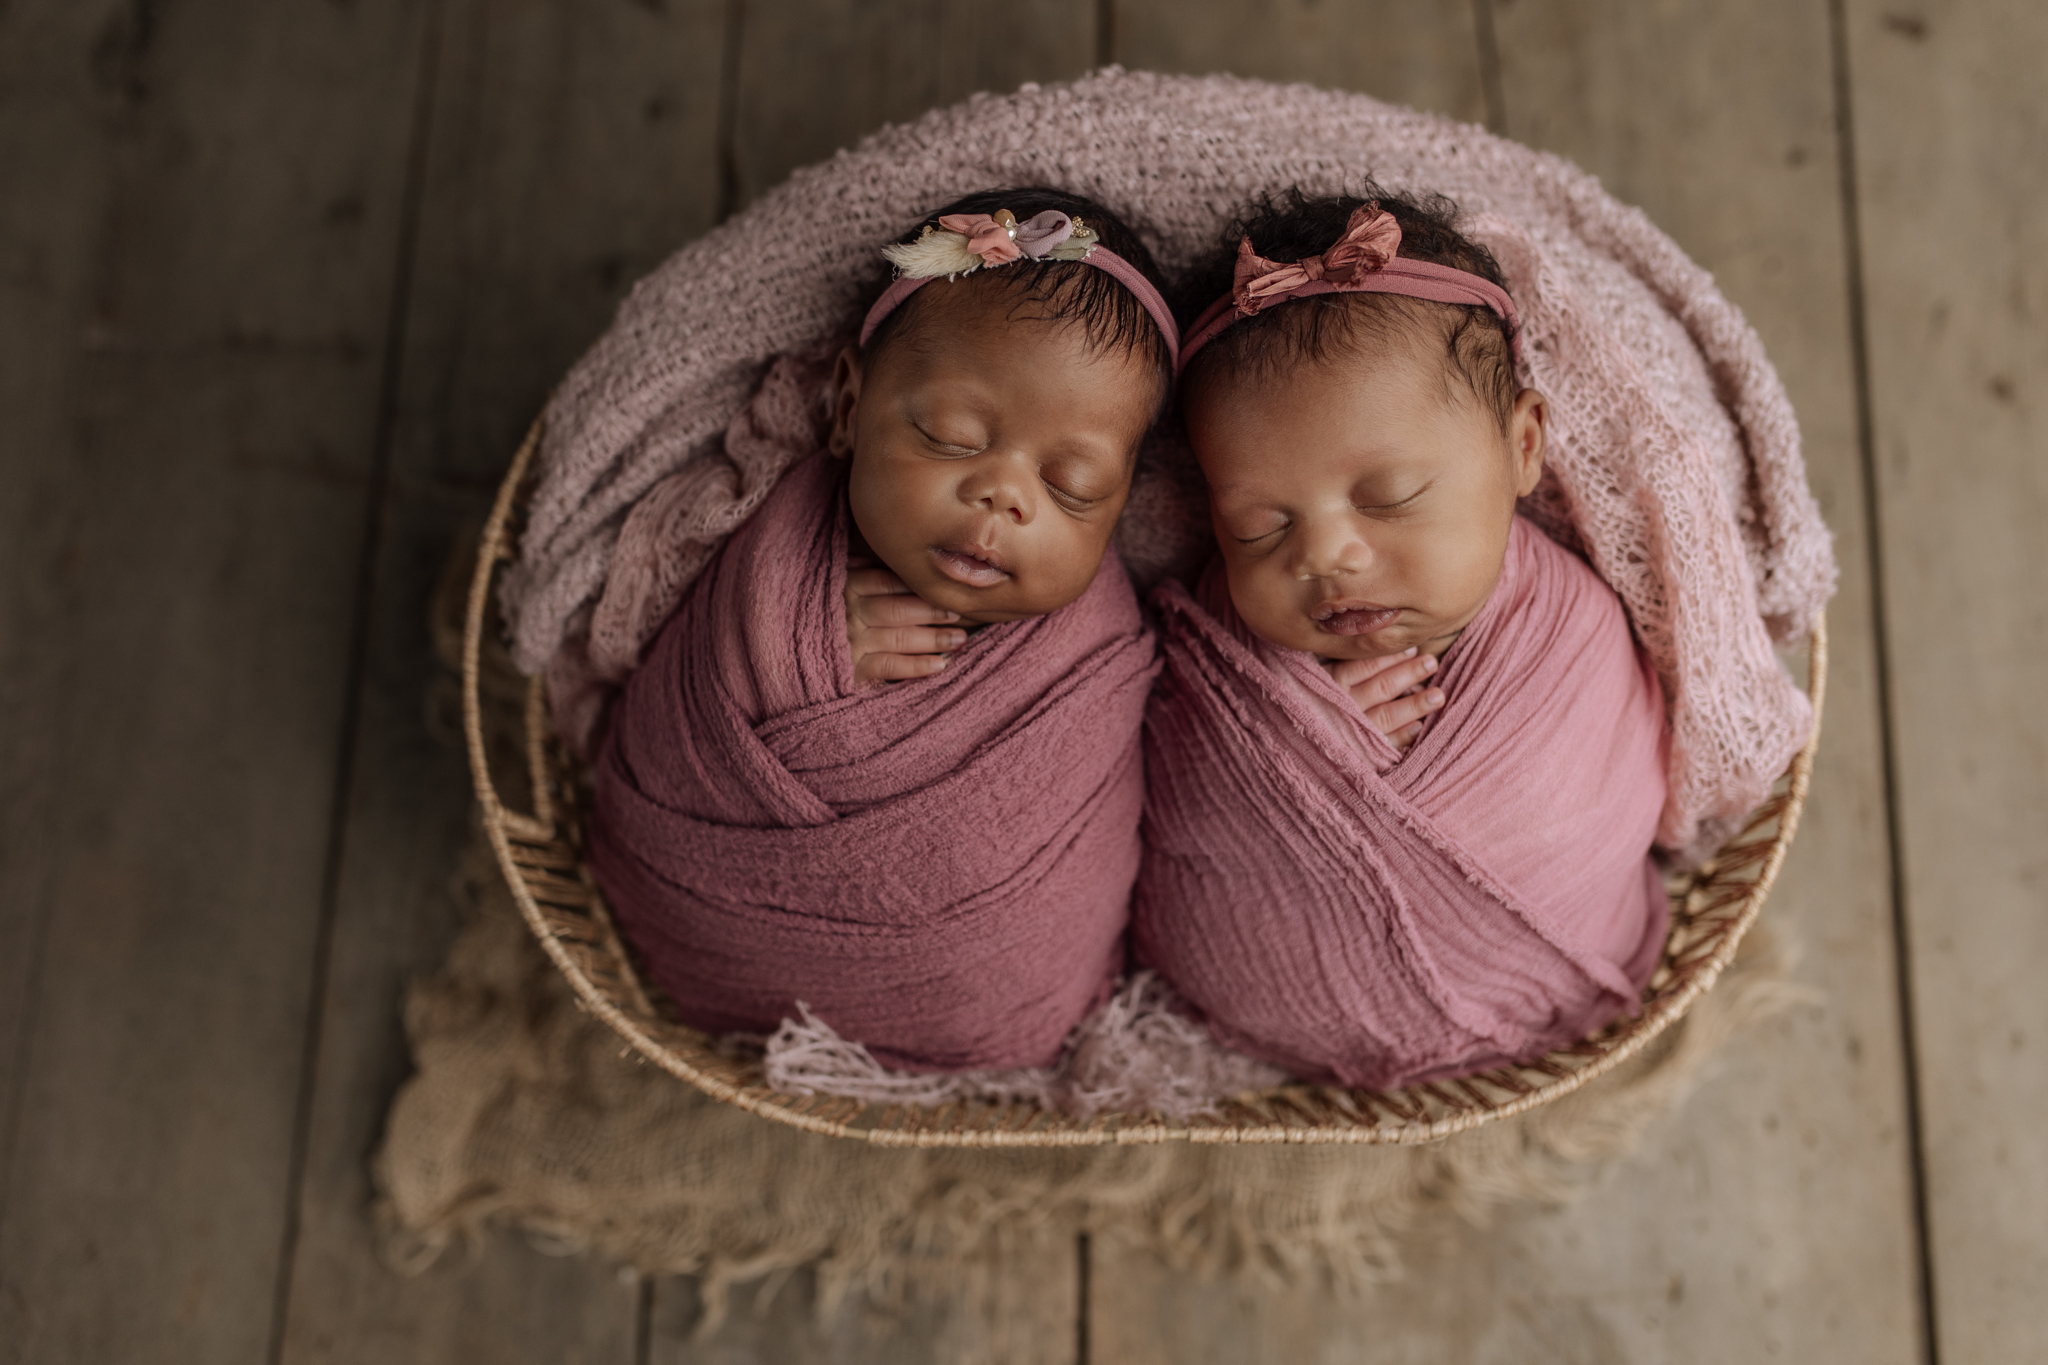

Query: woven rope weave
left=465, top=423, right=1824, bottom=1148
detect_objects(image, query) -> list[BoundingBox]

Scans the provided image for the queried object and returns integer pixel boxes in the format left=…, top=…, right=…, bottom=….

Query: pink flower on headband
left=934, top=210, right=1078, bottom=268
left=1233, top=204, right=1403, bottom=316
left=938, top=213, right=1023, bottom=267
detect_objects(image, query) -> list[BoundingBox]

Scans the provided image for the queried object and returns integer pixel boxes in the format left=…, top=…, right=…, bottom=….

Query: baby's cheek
left=1225, top=559, right=1301, bottom=640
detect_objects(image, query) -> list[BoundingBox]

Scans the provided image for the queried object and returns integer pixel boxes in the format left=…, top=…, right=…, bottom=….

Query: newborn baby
left=1135, top=188, right=1670, bottom=1089
left=586, top=189, right=1176, bottom=1073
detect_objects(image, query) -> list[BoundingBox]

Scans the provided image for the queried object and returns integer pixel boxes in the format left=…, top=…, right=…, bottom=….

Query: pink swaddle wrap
left=587, top=451, right=1160, bottom=1072
left=1137, top=519, right=1669, bottom=1090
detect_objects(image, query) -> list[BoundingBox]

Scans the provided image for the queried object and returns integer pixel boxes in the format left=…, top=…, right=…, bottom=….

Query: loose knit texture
left=586, top=451, right=1159, bottom=1072
left=1138, top=519, right=1670, bottom=1089
left=499, top=70, right=1834, bottom=858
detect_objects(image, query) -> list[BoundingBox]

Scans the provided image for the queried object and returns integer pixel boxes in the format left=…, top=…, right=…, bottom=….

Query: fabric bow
left=1232, top=204, right=1403, bottom=316
left=937, top=210, right=1075, bottom=268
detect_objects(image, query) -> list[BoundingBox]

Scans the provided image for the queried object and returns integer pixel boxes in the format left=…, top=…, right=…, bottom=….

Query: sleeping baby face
left=830, top=276, right=1160, bottom=623
left=1186, top=344, right=1546, bottom=660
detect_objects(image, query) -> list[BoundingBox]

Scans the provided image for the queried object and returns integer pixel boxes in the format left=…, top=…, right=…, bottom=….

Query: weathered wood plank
left=0, top=0, right=121, bottom=1203
left=1088, top=1, right=1926, bottom=1358
left=1843, top=2, right=2048, bottom=1359
left=729, top=0, right=1097, bottom=210
left=270, top=0, right=733, bottom=1359
left=1111, top=0, right=1489, bottom=126
left=0, top=1, right=433, bottom=1361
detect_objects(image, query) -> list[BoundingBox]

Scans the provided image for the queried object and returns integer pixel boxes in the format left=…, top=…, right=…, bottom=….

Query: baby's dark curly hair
left=1176, top=184, right=1520, bottom=428
left=862, top=187, right=1174, bottom=410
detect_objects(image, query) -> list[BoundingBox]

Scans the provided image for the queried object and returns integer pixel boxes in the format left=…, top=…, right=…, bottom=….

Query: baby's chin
left=887, top=558, right=1080, bottom=625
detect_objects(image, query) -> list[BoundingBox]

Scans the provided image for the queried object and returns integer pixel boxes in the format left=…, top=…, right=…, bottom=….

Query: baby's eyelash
left=912, top=422, right=983, bottom=455
left=1046, top=481, right=1105, bottom=511
left=1357, top=481, right=1433, bottom=514
left=1233, top=524, right=1287, bottom=546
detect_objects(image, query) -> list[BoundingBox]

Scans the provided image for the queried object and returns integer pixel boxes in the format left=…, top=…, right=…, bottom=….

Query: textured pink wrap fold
left=502, top=70, right=1834, bottom=857
left=1136, top=520, right=1670, bottom=1089
left=586, top=452, right=1160, bottom=1072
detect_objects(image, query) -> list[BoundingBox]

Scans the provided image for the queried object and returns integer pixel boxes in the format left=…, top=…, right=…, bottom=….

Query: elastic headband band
left=859, top=209, right=1180, bottom=367
left=1177, top=204, right=1520, bottom=374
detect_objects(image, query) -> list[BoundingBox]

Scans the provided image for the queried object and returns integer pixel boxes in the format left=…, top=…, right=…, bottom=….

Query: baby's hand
left=846, top=566, right=967, bottom=684
left=1326, top=648, right=1443, bottom=751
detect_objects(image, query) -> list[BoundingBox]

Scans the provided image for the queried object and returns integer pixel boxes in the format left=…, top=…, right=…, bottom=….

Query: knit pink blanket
left=585, top=451, right=1159, bottom=1072
left=499, top=71, right=1832, bottom=861
left=1136, top=519, right=1669, bottom=1090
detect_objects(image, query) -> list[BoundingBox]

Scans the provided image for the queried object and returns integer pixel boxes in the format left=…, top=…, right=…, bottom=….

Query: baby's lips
left=930, top=545, right=1011, bottom=588
left=1313, top=604, right=1400, bottom=637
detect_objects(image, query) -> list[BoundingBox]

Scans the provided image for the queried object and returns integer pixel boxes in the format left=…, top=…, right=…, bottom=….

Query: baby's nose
left=964, top=463, right=1032, bottom=523
left=1295, top=523, right=1369, bottom=580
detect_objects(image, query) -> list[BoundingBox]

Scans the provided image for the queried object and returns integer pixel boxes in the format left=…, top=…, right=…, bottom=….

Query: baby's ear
left=1509, top=387, right=1547, bottom=496
left=827, top=345, right=863, bottom=458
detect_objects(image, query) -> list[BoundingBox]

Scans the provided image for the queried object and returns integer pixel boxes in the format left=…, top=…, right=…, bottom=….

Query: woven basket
left=465, top=425, right=1825, bottom=1147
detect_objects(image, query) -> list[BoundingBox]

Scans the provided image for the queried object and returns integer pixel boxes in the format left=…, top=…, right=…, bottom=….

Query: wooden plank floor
left=1, top=1, right=2038, bottom=1360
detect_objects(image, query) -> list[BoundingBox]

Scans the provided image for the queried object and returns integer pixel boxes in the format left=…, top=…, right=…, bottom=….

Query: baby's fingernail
left=1402, top=647, right=1418, bottom=657
left=1421, top=656, right=1438, bottom=674
left=931, top=656, right=948, bottom=670
left=940, top=611, right=961, bottom=622
left=944, top=630, right=967, bottom=647
left=1425, top=689, right=1444, bottom=709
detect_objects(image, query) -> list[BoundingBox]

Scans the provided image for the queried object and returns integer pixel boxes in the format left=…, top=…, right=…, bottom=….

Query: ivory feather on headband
left=879, top=229, right=986, bottom=279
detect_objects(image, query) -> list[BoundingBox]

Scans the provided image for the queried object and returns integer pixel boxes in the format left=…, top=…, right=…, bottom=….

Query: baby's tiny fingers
left=856, top=651, right=950, bottom=685
left=861, top=594, right=963, bottom=628
left=1364, top=686, right=1444, bottom=738
left=1344, top=653, right=1437, bottom=709
left=846, top=567, right=914, bottom=598
left=867, top=626, right=967, bottom=656
left=1328, top=647, right=1418, bottom=689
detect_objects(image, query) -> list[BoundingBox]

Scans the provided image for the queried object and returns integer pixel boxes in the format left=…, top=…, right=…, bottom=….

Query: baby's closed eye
left=915, top=421, right=986, bottom=455
left=1039, top=457, right=1121, bottom=512
left=1222, top=511, right=1289, bottom=544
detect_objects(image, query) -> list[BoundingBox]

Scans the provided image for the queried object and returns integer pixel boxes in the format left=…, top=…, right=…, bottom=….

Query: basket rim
left=463, top=421, right=1826, bottom=1146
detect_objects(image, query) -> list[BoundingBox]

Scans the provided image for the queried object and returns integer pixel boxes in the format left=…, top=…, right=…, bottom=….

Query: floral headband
left=1178, top=204, right=1521, bottom=373
left=860, top=209, right=1181, bottom=366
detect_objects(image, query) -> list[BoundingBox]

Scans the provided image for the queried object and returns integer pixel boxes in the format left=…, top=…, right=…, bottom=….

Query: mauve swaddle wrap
left=587, top=452, right=1160, bottom=1072
left=1137, top=519, right=1669, bottom=1090
left=499, top=72, right=1834, bottom=860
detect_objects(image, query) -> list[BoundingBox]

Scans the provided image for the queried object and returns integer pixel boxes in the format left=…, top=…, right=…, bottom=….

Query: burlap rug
left=371, top=829, right=1796, bottom=1336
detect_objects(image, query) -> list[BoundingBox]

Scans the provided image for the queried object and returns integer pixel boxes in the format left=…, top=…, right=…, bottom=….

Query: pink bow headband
left=1177, top=204, right=1521, bottom=373
left=860, top=209, right=1180, bottom=366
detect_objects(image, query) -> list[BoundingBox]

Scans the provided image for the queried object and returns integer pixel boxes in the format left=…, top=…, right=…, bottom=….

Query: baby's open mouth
left=1311, top=600, right=1399, bottom=636
left=931, top=545, right=1011, bottom=588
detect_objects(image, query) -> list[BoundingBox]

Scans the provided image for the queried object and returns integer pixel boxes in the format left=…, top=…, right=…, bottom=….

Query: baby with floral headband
left=1134, top=186, right=1671, bottom=1090
left=831, top=193, right=1176, bottom=681
left=586, top=189, right=1178, bottom=1077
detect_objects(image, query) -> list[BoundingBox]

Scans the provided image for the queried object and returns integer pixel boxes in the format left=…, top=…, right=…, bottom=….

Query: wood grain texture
left=1844, top=1, right=2048, bottom=1359
left=728, top=0, right=1097, bottom=211
left=1088, top=1, right=1927, bottom=1358
left=0, top=0, right=124, bottom=1215
left=1111, top=0, right=1489, bottom=125
left=0, top=2, right=432, bottom=1361
left=270, top=0, right=732, bottom=1359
